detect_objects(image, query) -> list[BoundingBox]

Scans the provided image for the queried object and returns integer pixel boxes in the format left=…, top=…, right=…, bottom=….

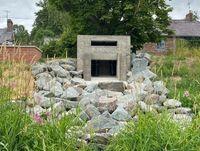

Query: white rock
left=163, top=99, right=182, bottom=108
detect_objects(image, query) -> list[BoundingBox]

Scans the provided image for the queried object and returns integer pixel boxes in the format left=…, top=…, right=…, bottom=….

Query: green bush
left=106, top=113, right=200, bottom=151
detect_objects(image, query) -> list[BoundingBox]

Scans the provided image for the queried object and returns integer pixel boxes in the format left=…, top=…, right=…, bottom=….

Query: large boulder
left=98, top=82, right=126, bottom=92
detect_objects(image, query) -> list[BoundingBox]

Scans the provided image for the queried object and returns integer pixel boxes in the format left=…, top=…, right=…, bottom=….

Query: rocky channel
left=27, top=53, right=193, bottom=148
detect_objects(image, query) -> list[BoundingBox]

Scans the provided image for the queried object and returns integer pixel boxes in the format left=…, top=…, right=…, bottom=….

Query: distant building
left=0, top=19, right=14, bottom=45
left=143, top=11, right=200, bottom=53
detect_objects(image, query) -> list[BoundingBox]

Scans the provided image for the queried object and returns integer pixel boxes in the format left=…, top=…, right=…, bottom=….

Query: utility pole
left=4, top=10, right=10, bottom=20
left=188, top=0, right=191, bottom=11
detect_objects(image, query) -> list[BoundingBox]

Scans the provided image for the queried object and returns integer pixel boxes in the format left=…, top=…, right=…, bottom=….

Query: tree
left=31, top=0, right=70, bottom=46
left=13, top=25, right=30, bottom=45
left=49, top=0, right=172, bottom=51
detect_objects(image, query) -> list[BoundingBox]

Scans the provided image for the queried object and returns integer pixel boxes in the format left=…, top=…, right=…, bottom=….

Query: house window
left=156, top=40, right=166, bottom=51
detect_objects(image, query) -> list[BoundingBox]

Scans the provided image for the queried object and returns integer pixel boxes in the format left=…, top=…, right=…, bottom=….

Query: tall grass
left=152, top=40, right=200, bottom=113
left=106, top=113, right=200, bottom=151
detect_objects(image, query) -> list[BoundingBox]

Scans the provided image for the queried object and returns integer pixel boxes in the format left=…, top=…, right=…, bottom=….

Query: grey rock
left=132, top=58, right=148, bottom=74
left=50, top=64, right=71, bottom=78
left=52, top=101, right=65, bottom=115
left=173, top=114, right=192, bottom=124
left=34, top=92, right=55, bottom=108
left=85, top=83, right=98, bottom=93
left=49, top=80, right=63, bottom=97
left=98, top=96, right=117, bottom=113
left=71, top=77, right=86, bottom=85
left=111, top=106, right=131, bottom=121
left=116, top=94, right=137, bottom=111
left=85, top=115, right=119, bottom=133
left=153, top=81, right=169, bottom=95
left=35, top=73, right=52, bottom=90
left=98, top=82, right=125, bottom=92
left=66, top=59, right=76, bottom=67
left=144, top=94, right=160, bottom=105
left=70, top=70, right=83, bottom=78
left=163, top=99, right=182, bottom=108
left=56, top=77, right=71, bottom=85
left=61, top=87, right=80, bottom=101
left=85, top=104, right=101, bottom=119
left=32, top=105, right=45, bottom=114
left=60, top=64, right=76, bottom=71
left=64, top=100, right=79, bottom=109
left=108, top=124, right=126, bottom=135
left=92, top=133, right=112, bottom=145
left=159, top=95, right=167, bottom=103
left=102, top=111, right=111, bottom=118
left=175, top=107, right=192, bottom=114
left=32, top=64, right=48, bottom=76
left=79, top=97, right=93, bottom=109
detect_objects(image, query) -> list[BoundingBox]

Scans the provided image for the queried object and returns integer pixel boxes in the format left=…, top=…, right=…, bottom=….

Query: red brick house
left=143, top=12, right=200, bottom=53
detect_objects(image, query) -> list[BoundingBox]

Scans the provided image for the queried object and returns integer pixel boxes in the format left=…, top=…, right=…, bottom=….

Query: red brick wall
left=0, top=46, right=42, bottom=64
left=143, top=38, right=175, bottom=54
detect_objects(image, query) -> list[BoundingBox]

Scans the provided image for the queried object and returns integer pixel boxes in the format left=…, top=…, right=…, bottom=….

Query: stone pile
left=27, top=54, right=193, bottom=148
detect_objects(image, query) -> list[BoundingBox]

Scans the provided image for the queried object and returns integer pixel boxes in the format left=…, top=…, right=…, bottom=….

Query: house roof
left=169, top=20, right=200, bottom=37
left=0, top=28, right=13, bottom=44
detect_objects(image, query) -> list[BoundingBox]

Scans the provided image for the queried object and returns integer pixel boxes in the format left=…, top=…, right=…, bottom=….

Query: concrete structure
left=0, top=45, right=42, bottom=64
left=77, top=35, right=131, bottom=81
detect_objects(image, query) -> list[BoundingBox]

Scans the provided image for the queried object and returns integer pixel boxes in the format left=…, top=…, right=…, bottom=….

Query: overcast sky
left=0, top=0, right=199, bottom=33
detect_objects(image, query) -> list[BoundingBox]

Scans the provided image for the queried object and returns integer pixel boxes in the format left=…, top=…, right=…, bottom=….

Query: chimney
left=7, top=19, right=13, bottom=32
left=185, top=11, right=193, bottom=21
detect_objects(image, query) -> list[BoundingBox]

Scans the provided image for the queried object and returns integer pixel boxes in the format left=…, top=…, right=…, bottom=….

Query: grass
left=106, top=113, right=200, bottom=151
left=151, top=44, right=200, bottom=114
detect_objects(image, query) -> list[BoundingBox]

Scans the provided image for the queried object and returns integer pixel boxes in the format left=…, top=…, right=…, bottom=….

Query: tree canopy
left=49, top=0, right=172, bottom=50
left=13, top=24, right=29, bottom=45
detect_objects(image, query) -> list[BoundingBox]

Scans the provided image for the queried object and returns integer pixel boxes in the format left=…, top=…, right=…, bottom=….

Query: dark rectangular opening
left=91, top=60, right=117, bottom=77
left=91, top=41, right=117, bottom=46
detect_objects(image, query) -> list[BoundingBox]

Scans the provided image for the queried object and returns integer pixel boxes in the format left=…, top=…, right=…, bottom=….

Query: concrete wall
left=77, top=35, right=131, bottom=81
left=0, top=46, right=42, bottom=64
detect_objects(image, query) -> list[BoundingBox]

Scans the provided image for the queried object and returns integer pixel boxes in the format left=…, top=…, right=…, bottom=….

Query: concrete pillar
left=83, top=53, right=91, bottom=81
